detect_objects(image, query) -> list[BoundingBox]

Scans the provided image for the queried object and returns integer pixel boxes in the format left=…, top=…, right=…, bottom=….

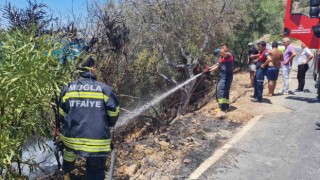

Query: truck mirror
left=310, top=0, right=320, bottom=18
left=310, top=0, right=320, bottom=6
left=310, top=7, right=320, bottom=18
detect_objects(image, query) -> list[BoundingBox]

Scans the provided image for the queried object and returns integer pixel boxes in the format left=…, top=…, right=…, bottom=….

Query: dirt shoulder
left=112, top=71, right=291, bottom=180
left=42, top=71, right=292, bottom=180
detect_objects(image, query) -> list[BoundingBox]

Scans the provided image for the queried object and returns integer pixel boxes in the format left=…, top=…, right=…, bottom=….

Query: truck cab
left=284, top=0, right=320, bottom=100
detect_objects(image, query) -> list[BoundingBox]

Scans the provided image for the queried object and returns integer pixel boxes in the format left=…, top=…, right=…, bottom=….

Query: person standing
left=279, top=38, right=296, bottom=95
left=295, top=42, right=314, bottom=93
left=58, top=57, right=120, bottom=180
left=209, top=43, right=234, bottom=111
left=247, top=42, right=259, bottom=87
left=252, top=41, right=270, bottom=102
left=262, top=41, right=283, bottom=96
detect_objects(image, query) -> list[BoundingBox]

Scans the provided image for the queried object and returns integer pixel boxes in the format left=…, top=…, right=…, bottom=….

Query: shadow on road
left=302, top=89, right=312, bottom=93
left=261, top=98, right=272, bottom=104
left=285, top=96, right=319, bottom=103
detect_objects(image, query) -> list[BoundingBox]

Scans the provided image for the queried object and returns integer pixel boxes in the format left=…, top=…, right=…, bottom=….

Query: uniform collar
left=80, top=72, right=97, bottom=80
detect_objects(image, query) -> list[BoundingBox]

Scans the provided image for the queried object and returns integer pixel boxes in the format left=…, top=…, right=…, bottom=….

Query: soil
left=110, top=71, right=291, bottom=180
left=43, top=71, right=291, bottom=180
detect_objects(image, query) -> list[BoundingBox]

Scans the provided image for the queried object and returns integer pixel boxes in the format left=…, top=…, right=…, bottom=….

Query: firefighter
left=58, top=57, right=120, bottom=180
left=209, top=43, right=234, bottom=111
left=252, top=41, right=270, bottom=102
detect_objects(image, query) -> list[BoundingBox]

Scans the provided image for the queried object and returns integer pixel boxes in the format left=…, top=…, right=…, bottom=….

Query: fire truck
left=283, top=0, right=320, bottom=98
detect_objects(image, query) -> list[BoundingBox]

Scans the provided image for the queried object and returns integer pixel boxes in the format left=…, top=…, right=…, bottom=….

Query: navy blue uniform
left=216, top=53, right=234, bottom=111
left=59, top=71, right=119, bottom=179
left=254, top=50, right=269, bottom=101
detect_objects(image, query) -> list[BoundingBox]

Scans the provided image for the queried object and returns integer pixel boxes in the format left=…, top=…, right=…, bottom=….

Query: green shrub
left=0, top=29, right=77, bottom=177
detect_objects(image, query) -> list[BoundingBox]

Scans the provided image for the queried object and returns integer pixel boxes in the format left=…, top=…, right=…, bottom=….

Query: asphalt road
left=194, top=49, right=320, bottom=180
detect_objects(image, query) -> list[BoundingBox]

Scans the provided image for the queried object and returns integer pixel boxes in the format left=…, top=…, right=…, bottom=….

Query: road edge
left=188, top=115, right=263, bottom=179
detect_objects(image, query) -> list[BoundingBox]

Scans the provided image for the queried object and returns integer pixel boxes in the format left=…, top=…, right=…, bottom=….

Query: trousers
left=63, top=149, right=107, bottom=180
left=297, top=64, right=309, bottom=90
left=282, top=65, right=291, bottom=92
left=254, top=67, right=267, bottom=101
left=216, top=72, right=233, bottom=111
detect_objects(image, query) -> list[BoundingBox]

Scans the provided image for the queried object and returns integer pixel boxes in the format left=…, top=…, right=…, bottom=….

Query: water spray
left=115, top=71, right=208, bottom=129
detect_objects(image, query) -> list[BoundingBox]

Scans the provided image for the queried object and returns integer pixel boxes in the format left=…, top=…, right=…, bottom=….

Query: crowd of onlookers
left=206, top=38, right=314, bottom=114
left=247, top=38, right=314, bottom=103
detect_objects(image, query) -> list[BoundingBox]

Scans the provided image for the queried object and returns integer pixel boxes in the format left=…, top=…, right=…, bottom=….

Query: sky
left=0, top=0, right=90, bottom=26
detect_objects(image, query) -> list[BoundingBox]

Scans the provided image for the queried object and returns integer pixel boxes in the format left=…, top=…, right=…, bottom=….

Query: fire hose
left=108, top=128, right=116, bottom=180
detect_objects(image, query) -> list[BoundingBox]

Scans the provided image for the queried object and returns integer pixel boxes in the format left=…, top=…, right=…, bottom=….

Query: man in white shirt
left=295, top=42, right=314, bottom=93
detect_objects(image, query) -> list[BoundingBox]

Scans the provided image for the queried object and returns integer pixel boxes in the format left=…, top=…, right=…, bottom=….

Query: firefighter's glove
left=204, top=69, right=211, bottom=76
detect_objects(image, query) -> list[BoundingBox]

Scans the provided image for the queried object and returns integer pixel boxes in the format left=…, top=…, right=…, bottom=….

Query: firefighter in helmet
left=209, top=43, right=234, bottom=112
left=58, top=57, right=120, bottom=179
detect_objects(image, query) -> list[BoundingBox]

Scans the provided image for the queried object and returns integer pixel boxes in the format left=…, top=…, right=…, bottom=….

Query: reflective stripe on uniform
left=60, top=134, right=111, bottom=153
left=59, top=107, right=65, bottom=116
left=62, top=91, right=109, bottom=102
left=63, top=141, right=111, bottom=152
left=60, top=134, right=111, bottom=146
left=107, top=106, right=120, bottom=117
left=63, top=149, right=77, bottom=162
left=218, top=98, right=229, bottom=104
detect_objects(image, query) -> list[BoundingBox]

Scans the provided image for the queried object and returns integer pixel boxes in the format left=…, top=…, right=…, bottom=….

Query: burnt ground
left=115, top=113, right=242, bottom=180
left=40, top=71, right=291, bottom=180
left=109, top=71, right=291, bottom=180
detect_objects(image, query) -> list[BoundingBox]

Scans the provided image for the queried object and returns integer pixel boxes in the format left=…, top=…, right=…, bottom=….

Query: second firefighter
left=209, top=43, right=234, bottom=112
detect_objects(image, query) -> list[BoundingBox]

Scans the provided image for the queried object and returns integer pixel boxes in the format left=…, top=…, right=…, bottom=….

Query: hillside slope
left=111, top=72, right=291, bottom=180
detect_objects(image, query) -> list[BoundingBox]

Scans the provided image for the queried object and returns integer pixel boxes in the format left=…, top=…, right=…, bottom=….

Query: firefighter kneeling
left=208, top=43, right=234, bottom=112
left=58, top=57, right=120, bottom=180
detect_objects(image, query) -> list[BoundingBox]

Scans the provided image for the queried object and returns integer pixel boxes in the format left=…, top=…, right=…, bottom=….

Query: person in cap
left=209, top=43, right=234, bottom=111
left=247, top=42, right=259, bottom=87
left=279, top=38, right=296, bottom=95
left=58, top=57, right=120, bottom=180
left=251, top=41, right=271, bottom=102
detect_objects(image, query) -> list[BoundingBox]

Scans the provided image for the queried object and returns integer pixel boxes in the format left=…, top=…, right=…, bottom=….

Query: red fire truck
left=284, top=0, right=320, bottom=98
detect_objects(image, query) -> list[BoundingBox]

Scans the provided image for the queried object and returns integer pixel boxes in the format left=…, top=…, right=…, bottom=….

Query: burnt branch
left=2, top=0, right=56, bottom=34
left=97, top=10, right=130, bottom=53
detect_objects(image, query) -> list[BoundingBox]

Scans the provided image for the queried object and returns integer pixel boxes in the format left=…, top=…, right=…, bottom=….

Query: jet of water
left=115, top=73, right=203, bottom=128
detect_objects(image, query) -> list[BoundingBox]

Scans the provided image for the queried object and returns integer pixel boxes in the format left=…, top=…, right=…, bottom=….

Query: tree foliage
left=0, top=0, right=286, bottom=177
left=84, top=0, right=285, bottom=110
left=0, top=29, right=78, bottom=178
left=0, top=1, right=82, bottom=177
